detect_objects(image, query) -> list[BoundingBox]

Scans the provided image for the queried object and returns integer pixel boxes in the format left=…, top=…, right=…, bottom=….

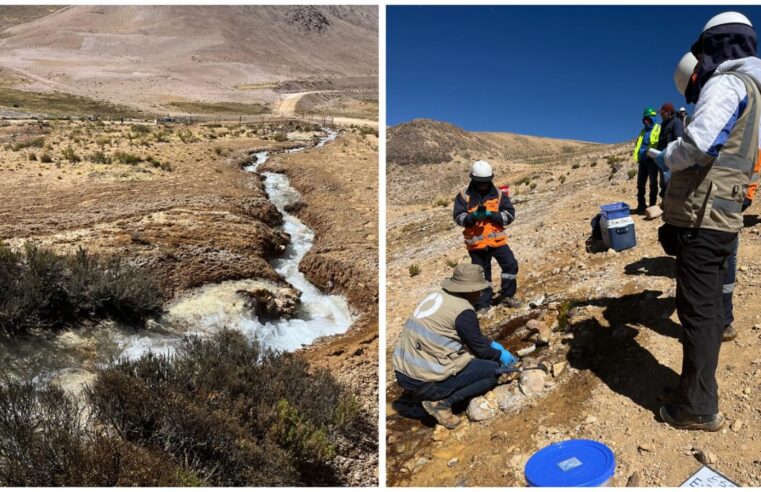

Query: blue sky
left=387, top=5, right=761, bottom=144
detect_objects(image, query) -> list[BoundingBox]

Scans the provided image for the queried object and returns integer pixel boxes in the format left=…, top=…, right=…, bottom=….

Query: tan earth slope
left=0, top=5, right=378, bottom=114
left=386, top=120, right=761, bottom=486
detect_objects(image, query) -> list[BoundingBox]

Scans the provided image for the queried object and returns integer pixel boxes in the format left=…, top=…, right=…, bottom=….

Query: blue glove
left=490, top=340, right=517, bottom=367
left=654, top=151, right=667, bottom=172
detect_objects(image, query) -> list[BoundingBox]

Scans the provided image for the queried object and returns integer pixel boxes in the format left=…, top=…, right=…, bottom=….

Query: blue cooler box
left=600, top=216, right=636, bottom=251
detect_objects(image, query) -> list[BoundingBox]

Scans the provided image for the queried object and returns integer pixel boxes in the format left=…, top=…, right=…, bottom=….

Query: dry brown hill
left=0, top=5, right=378, bottom=114
left=387, top=119, right=605, bottom=206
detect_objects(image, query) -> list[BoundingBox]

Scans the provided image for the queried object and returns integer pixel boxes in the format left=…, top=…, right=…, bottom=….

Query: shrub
left=176, top=129, right=197, bottom=144
left=559, top=175, right=567, bottom=184
left=95, top=136, right=111, bottom=148
left=83, top=331, right=373, bottom=485
left=39, top=152, right=52, bottom=163
left=27, top=152, right=36, bottom=161
left=571, top=163, right=580, bottom=169
left=113, top=151, right=142, bottom=165
left=129, top=124, right=151, bottom=135
left=0, top=243, right=163, bottom=335
left=61, top=145, right=80, bottom=163
left=627, top=169, right=637, bottom=179
left=433, top=197, right=449, bottom=207
left=409, top=264, right=421, bottom=277
left=89, top=150, right=111, bottom=164
left=530, top=182, right=537, bottom=190
left=12, top=137, right=45, bottom=151
left=213, top=146, right=223, bottom=156
left=272, top=133, right=288, bottom=142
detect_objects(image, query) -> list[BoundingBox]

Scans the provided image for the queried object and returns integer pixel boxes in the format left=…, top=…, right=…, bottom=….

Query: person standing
left=656, top=102, right=684, bottom=198
left=656, top=12, right=761, bottom=431
left=453, top=161, right=520, bottom=314
left=392, top=264, right=517, bottom=428
left=633, top=108, right=662, bottom=213
left=678, top=106, right=691, bottom=126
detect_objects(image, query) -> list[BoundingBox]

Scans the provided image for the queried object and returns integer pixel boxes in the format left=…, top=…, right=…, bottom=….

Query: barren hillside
left=387, top=119, right=602, bottom=206
left=0, top=5, right=378, bottom=114
left=386, top=129, right=761, bottom=486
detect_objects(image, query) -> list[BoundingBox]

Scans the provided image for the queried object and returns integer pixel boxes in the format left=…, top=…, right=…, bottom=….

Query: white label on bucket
left=681, top=466, right=738, bottom=487
left=557, top=457, right=583, bottom=472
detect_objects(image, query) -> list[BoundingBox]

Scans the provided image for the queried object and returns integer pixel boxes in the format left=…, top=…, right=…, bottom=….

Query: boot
left=421, top=400, right=461, bottom=429
left=500, top=296, right=523, bottom=309
left=659, top=404, right=725, bottom=432
left=722, top=324, right=737, bottom=342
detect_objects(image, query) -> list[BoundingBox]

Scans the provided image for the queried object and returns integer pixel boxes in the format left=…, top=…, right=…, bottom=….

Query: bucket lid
left=524, top=439, right=615, bottom=487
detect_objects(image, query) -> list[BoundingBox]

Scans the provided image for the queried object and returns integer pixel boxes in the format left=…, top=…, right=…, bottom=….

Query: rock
left=627, top=472, right=641, bottom=487
left=551, top=361, right=567, bottom=377
left=694, top=448, right=717, bottom=465
left=552, top=267, right=561, bottom=275
left=526, top=319, right=552, bottom=345
left=644, top=205, right=663, bottom=220
left=448, top=458, right=458, bottom=468
left=637, top=442, right=653, bottom=453
left=237, top=286, right=301, bottom=321
left=584, top=415, right=598, bottom=424
left=529, top=294, right=545, bottom=308
left=731, top=420, right=744, bottom=432
left=519, top=370, right=546, bottom=396
left=466, top=396, right=498, bottom=422
left=431, top=425, right=449, bottom=442
left=492, top=384, right=525, bottom=412
left=516, top=344, right=536, bottom=357
left=739, top=265, right=748, bottom=272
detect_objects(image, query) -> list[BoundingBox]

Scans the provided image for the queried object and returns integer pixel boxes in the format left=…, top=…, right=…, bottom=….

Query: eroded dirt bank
left=386, top=141, right=760, bottom=486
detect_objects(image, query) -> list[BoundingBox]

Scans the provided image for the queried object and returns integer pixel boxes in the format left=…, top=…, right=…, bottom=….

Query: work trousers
left=469, top=244, right=518, bottom=309
left=674, top=227, right=737, bottom=415
left=395, top=358, right=500, bottom=407
left=722, top=235, right=740, bottom=328
left=637, top=158, right=659, bottom=208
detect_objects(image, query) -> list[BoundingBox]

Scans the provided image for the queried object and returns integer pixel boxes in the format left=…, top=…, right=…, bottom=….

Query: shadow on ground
left=565, top=290, right=682, bottom=417
left=624, top=256, right=676, bottom=279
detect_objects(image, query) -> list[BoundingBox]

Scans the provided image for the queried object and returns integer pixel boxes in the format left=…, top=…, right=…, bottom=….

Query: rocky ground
left=386, top=136, right=761, bottom=486
left=0, top=118, right=379, bottom=485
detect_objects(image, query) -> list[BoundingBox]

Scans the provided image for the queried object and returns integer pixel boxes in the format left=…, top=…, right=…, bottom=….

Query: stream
left=0, top=128, right=353, bottom=391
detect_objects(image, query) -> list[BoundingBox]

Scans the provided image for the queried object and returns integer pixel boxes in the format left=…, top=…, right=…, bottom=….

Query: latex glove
left=465, top=211, right=480, bottom=225
left=490, top=340, right=517, bottom=367
left=654, top=151, right=667, bottom=172
left=483, top=210, right=493, bottom=219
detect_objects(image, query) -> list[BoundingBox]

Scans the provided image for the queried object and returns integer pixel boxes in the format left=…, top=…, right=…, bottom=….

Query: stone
left=644, top=205, right=663, bottom=220
left=551, top=361, right=567, bottom=377
left=529, top=294, right=545, bottom=308
left=731, top=420, right=744, bottom=432
left=519, top=370, right=546, bottom=396
left=637, top=442, right=653, bottom=453
left=432, top=425, right=449, bottom=442
left=516, top=344, right=536, bottom=357
left=694, top=448, right=717, bottom=465
left=448, top=458, right=458, bottom=468
left=627, top=472, right=641, bottom=487
left=526, top=319, right=552, bottom=345
left=466, top=396, right=499, bottom=422
left=237, top=286, right=301, bottom=321
left=492, top=384, right=525, bottom=412
left=584, top=415, right=598, bottom=424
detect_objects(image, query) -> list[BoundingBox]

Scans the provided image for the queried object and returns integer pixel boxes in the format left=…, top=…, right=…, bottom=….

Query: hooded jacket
left=663, top=57, right=761, bottom=172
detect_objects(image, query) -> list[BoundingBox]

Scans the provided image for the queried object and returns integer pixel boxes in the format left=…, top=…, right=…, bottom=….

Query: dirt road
left=277, top=90, right=379, bottom=128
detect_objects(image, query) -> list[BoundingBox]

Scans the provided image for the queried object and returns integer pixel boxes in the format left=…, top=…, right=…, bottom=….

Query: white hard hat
left=679, top=107, right=686, bottom=112
left=674, top=52, right=698, bottom=95
left=470, top=160, right=493, bottom=182
left=702, top=11, right=753, bottom=32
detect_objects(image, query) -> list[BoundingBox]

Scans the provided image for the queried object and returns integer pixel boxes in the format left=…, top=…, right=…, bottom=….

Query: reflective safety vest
left=746, top=149, right=761, bottom=202
left=392, top=289, right=475, bottom=382
left=633, top=123, right=662, bottom=162
left=664, top=71, right=761, bottom=233
left=461, top=187, right=508, bottom=251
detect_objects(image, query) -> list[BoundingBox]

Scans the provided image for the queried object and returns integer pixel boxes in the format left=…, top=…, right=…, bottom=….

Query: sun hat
left=441, top=264, right=490, bottom=293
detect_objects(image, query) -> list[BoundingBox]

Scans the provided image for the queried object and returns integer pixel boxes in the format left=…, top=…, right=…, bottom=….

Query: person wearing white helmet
left=678, top=107, right=690, bottom=126
left=655, top=11, right=761, bottom=432
left=453, top=160, right=520, bottom=314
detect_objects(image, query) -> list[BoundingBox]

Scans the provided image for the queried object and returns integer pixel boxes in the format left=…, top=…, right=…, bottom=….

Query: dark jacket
left=657, top=116, right=685, bottom=151
left=453, top=182, right=516, bottom=228
left=454, top=309, right=501, bottom=361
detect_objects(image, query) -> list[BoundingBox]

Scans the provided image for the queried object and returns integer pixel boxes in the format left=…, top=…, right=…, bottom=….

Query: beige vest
left=664, top=71, right=761, bottom=233
left=392, top=289, right=475, bottom=382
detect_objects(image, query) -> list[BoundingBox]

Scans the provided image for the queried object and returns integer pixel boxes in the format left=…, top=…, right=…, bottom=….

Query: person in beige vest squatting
left=654, top=12, right=761, bottom=431
left=392, top=264, right=517, bottom=429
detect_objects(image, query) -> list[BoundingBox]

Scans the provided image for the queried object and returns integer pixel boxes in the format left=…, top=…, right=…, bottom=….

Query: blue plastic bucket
left=524, top=439, right=616, bottom=487
left=600, top=202, right=630, bottom=220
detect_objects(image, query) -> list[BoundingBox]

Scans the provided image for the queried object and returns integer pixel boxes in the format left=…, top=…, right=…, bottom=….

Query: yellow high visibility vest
left=633, top=123, right=661, bottom=161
